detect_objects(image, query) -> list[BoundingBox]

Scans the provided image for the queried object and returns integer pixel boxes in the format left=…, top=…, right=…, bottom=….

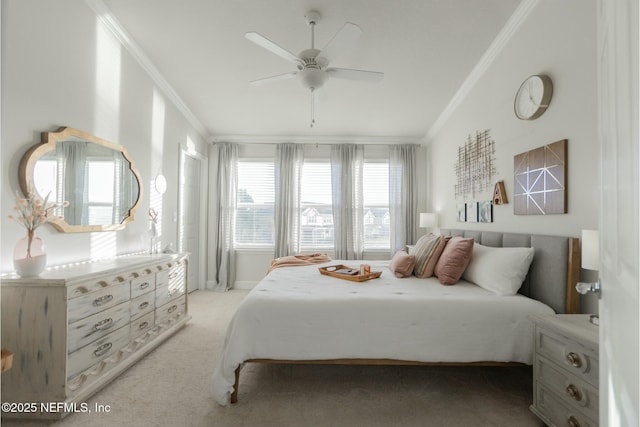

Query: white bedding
left=212, top=260, right=554, bottom=405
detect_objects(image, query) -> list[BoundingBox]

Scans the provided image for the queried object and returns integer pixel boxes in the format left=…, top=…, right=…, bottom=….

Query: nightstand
left=530, top=314, right=599, bottom=427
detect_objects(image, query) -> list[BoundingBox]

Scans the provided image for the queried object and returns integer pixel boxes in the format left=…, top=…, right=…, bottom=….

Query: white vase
left=13, top=230, right=47, bottom=277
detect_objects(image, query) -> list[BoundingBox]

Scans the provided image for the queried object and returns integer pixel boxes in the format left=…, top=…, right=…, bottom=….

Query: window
left=86, top=160, right=116, bottom=225
left=363, top=161, right=390, bottom=250
left=235, top=161, right=275, bottom=247
left=300, top=162, right=333, bottom=249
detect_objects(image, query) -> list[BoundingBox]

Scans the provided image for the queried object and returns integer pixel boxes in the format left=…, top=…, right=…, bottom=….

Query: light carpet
left=2, top=290, right=544, bottom=427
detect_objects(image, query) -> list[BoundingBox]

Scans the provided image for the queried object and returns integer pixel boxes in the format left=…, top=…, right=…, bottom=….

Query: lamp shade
left=581, top=229, right=599, bottom=271
left=419, top=213, right=437, bottom=228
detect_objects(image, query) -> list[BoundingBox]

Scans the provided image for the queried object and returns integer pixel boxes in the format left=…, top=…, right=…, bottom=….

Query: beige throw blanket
left=267, top=253, right=331, bottom=273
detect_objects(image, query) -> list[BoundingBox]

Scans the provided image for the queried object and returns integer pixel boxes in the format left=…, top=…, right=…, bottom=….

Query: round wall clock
left=514, top=74, right=553, bottom=120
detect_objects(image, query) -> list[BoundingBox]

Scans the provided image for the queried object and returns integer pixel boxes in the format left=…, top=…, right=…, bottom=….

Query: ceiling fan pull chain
left=310, top=89, right=315, bottom=128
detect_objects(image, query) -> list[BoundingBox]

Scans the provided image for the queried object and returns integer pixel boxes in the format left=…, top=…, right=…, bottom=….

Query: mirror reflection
left=20, top=127, right=143, bottom=232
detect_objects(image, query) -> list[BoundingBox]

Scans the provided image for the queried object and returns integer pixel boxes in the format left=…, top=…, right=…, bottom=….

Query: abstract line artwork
left=454, top=130, right=496, bottom=199
left=513, top=139, right=567, bottom=215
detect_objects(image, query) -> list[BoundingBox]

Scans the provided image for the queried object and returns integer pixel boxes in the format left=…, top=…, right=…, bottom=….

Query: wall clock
left=514, top=74, right=553, bottom=120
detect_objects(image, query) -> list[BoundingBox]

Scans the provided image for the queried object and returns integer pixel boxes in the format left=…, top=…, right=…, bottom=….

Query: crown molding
left=84, top=0, right=210, bottom=140
left=211, top=134, right=423, bottom=145
left=424, top=0, right=540, bottom=144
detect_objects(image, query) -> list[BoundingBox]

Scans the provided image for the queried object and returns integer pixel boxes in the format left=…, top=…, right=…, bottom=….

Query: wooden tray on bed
left=319, top=264, right=382, bottom=282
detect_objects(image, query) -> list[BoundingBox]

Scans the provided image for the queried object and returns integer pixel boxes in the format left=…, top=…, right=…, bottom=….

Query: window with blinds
left=363, top=161, right=390, bottom=250
left=300, top=161, right=334, bottom=249
left=235, top=161, right=275, bottom=246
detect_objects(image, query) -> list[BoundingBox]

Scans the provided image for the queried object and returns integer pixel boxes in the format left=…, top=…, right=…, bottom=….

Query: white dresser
left=0, top=253, right=189, bottom=419
left=530, top=314, right=599, bottom=427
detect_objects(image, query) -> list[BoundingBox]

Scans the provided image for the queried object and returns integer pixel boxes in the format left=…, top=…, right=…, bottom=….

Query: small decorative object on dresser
left=0, top=253, right=190, bottom=419
left=530, top=314, right=599, bottom=427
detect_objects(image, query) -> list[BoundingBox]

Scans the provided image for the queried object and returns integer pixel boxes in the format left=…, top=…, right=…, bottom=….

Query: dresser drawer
left=131, top=292, right=155, bottom=319
left=535, top=324, right=598, bottom=388
left=68, top=281, right=130, bottom=323
left=155, top=299, right=186, bottom=325
left=68, top=301, right=131, bottom=353
left=535, top=355, right=598, bottom=420
left=534, top=383, right=596, bottom=427
left=131, top=273, right=155, bottom=299
left=67, top=325, right=130, bottom=379
left=131, top=312, right=154, bottom=340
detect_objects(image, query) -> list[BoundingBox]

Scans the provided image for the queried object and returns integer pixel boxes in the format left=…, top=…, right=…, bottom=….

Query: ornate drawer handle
left=139, top=301, right=150, bottom=310
left=139, top=282, right=150, bottom=290
left=567, top=415, right=581, bottom=427
left=566, top=352, right=582, bottom=368
left=93, top=342, right=112, bottom=357
left=93, top=294, right=114, bottom=306
left=139, top=321, right=149, bottom=330
left=168, top=273, right=177, bottom=279
left=168, top=305, right=178, bottom=314
left=94, top=318, right=114, bottom=331
left=565, top=384, right=582, bottom=401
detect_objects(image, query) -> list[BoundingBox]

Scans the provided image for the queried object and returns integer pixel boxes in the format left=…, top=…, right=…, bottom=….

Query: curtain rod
left=210, top=135, right=422, bottom=146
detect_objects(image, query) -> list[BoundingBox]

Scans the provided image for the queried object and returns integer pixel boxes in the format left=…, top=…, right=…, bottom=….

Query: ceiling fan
left=245, top=11, right=384, bottom=127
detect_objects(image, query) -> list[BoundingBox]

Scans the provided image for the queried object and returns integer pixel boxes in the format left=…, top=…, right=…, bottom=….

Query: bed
left=212, top=229, right=580, bottom=405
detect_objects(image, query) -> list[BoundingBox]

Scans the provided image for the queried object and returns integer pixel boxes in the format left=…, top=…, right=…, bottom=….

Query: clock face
left=514, top=75, right=552, bottom=120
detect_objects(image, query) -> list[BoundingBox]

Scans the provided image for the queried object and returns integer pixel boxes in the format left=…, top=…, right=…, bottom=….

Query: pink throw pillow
left=389, top=250, right=416, bottom=278
left=434, top=236, right=475, bottom=285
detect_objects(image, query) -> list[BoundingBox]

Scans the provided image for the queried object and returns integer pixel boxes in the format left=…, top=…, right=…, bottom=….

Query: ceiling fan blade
left=326, top=68, right=384, bottom=83
left=249, top=72, right=297, bottom=86
left=316, top=22, right=362, bottom=68
left=245, top=32, right=303, bottom=66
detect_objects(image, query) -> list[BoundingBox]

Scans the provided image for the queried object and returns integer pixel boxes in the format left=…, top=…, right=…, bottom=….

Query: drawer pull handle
left=168, top=273, right=177, bottom=280
left=565, top=352, right=582, bottom=368
left=139, top=321, right=149, bottom=330
left=93, top=294, right=114, bottom=306
left=139, top=282, right=150, bottom=290
left=567, top=415, right=581, bottom=427
left=93, top=342, right=112, bottom=357
left=94, top=318, right=114, bottom=331
left=565, top=384, right=582, bottom=401
left=139, top=301, right=150, bottom=310
left=168, top=305, right=178, bottom=314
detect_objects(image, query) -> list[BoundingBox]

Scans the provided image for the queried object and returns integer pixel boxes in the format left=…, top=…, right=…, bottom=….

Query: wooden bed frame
left=230, top=233, right=580, bottom=403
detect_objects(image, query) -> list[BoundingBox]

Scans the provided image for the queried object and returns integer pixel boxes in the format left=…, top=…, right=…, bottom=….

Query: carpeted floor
left=2, top=290, right=545, bottom=427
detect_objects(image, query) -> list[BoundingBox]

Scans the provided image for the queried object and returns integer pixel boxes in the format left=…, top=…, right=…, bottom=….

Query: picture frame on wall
left=456, top=203, right=466, bottom=222
left=478, top=201, right=493, bottom=223
left=467, top=202, right=479, bottom=223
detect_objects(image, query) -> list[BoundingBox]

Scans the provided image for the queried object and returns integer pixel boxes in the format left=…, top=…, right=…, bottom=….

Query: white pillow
left=462, top=243, right=535, bottom=296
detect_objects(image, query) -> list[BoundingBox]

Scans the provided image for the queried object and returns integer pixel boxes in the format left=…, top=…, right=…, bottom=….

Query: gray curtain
left=274, top=143, right=303, bottom=258
left=331, top=144, right=364, bottom=259
left=389, top=144, right=418, bottom=254
left=208, top=143, right=238, bottom=291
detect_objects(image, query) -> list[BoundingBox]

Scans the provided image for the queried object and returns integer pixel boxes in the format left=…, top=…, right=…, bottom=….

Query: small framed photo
left=456, top=203, right=466, bottom=222
left=467, top=202, right=479, bottom=223
left=478, top=201, right=493, bottom=223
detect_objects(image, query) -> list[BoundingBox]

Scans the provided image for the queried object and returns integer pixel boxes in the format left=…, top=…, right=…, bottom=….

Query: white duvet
left=212, top=260, right=554, bottom=405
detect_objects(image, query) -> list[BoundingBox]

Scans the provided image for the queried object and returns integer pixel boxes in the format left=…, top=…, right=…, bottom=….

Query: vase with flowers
left=8, top=190, right=67, bottom=277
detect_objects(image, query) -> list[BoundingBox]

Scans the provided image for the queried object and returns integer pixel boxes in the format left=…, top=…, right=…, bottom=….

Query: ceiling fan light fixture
left=297, top=68, right=327, bottom=90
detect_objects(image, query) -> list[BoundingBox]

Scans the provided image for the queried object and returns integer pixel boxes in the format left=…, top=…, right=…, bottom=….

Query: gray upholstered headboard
left=440, top=229, right=580, bottom=314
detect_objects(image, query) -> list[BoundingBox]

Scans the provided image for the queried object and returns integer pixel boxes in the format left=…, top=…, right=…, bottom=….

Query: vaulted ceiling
left=101, top=0, right=521, bottom=141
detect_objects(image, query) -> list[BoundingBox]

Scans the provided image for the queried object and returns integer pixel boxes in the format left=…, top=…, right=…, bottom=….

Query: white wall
left=426, top=0, right=598, bottom=312
left=1, top=0, right=207, bottom=271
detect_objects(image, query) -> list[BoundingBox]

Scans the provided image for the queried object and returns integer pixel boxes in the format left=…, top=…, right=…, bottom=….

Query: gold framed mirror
left=19, top=127, right=143, bottom=232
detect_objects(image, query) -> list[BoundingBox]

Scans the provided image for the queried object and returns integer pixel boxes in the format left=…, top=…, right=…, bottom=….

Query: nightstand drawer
left=536, top=355, right=598, bottom=420
left=536, top=325, right=598, bottom=388
left=68, top=301, right=131, bottom=353
left=533, top=383, right=595, bottom=427
left=68, top=281, right=130, bottom=323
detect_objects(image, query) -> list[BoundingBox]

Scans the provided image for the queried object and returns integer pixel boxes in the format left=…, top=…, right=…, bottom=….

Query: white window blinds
left=236, top=161, right=275, bottom=246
